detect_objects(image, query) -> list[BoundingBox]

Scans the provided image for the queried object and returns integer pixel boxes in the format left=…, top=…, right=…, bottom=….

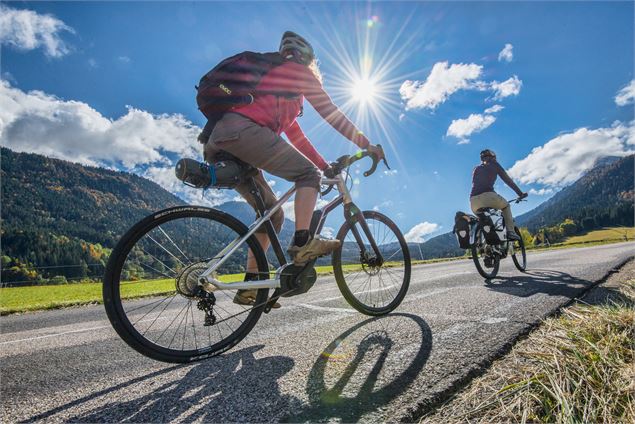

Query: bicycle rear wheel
left=471, top=228, right=500, bottom=279
left=103, top=206, right=270, bottom=363
left=511, top=226, right=527, bottom=272
left=332, top=211, right=411, bottom=316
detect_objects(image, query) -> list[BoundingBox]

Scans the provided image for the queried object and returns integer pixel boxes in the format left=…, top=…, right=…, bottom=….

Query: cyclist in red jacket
left=204, top=31, right=384, bottom=305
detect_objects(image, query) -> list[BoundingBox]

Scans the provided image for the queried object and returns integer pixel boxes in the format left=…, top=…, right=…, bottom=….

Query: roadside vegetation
left=0, top=260, right=419, bottom=314
left=422, top=260, right=635, bottom=423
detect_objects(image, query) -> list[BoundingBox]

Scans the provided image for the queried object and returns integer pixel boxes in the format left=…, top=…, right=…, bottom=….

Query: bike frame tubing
left=198, top=173, right=384, bottom=290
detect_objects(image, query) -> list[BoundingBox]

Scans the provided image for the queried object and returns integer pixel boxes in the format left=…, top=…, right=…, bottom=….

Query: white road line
left=297, top=304, right=356, bottom=314
left=0, top=316, right=167, bottom=346
left=0, top=323, right=113, bottom=346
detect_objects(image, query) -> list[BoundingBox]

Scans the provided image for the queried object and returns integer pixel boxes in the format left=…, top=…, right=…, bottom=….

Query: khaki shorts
left=470, top=192, right=515, bottom=231
left=204, top=113, right=321, bottom=233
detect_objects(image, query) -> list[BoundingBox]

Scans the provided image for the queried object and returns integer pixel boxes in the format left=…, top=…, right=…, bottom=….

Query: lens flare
left=285, top=4, right=429, bottom=177
left=351, top=77, right=377, bottom=103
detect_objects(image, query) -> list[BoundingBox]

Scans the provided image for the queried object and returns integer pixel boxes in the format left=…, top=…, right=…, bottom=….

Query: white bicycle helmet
left=279, top=31, right=315, bottom=65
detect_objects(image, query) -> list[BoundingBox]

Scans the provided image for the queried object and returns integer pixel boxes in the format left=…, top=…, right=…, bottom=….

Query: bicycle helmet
left=480, top=149, right=496, bottom=161
left=279, top=31, right=315, bottom=65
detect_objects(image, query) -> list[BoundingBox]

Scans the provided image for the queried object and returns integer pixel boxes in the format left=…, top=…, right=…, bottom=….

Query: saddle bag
left=175, top=158, right=253, bottom=189
left=453, top=211, right=472, bottom=249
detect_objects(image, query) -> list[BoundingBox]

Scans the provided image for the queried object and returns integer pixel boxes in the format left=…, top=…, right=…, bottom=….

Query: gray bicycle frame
left=197, top=174, right=351, bottom=291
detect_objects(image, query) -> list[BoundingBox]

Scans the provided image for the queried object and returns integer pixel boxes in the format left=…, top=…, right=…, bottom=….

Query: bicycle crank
left=278, top=260, right=317, bottom=298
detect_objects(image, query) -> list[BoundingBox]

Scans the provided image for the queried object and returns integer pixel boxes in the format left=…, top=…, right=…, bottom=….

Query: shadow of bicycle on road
left=483, top=269, right=594, bottom=299
left=286, top=313, right=432, bottom=423
left=24, top=344, right=301, bottom=423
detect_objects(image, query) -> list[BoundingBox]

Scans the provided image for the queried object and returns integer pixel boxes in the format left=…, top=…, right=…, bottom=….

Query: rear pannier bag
left=477, top=211, right=504, bottom=245
left=195, top=51, right=288, bottom=143
left=453, top=211, right=472, bottom=249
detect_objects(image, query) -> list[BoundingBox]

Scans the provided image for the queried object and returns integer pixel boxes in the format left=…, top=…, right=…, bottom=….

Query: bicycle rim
left=333, top=211, right=411, bottom=315
left=471, top=230, right=500, bottom=279
left=103, top=206, right=269, bottom=363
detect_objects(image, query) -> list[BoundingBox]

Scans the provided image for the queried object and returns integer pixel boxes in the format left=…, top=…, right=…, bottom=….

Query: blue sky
left=1, top=1, right=634, bottom=242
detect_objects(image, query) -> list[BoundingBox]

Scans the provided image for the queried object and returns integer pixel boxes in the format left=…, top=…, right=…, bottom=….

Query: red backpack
left=195, top=51, right=291, bottom=143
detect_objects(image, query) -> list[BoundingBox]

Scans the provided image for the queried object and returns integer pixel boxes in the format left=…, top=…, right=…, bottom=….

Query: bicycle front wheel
left=103, top=206, right=270, bottom=363
left=332, top=211, right=411, bottom=316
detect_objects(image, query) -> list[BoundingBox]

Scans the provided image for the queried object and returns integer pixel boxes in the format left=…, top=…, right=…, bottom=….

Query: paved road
left=1, top=243, right=632, bottom=423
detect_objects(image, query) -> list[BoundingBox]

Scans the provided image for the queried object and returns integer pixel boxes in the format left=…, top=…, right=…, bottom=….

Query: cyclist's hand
left=323, top=165, right=337, bottom=179
left=365, top=144, right=385, bottom=162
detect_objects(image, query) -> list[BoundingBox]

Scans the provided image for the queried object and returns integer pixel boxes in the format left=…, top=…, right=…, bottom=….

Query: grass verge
left=1, top=260, right=420, bottom=315
left=421, top=260, right=635, bottom=423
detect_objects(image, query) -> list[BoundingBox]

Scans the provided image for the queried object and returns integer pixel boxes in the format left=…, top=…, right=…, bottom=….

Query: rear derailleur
left=196, top=291, right=217, bottom=326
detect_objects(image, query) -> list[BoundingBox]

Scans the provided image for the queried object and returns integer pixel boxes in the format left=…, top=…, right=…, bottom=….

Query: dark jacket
left=470, top=160, right=522, bottom=197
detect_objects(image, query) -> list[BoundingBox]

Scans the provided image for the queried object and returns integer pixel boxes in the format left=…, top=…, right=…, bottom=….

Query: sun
left=351, top=77, right=378, bottom=104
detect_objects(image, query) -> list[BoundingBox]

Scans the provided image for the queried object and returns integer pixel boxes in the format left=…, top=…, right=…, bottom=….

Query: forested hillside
left=0, top=148, right=296, bottom=285
left=516, top=155, right=634, bottom=231
left=1, top=148, right=186, bottom=284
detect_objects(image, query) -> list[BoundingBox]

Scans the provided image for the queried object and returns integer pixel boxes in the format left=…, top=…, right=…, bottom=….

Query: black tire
left=511, top=226, right=527, bottom=272
left=471, top=228, right=500, bottom=279
left=103, top=206, right=270, bottom=363
left=332, top=211, right=411, bottom=316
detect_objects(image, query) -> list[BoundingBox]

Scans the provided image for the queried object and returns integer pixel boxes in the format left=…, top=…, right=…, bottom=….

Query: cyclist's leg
left=233, top=171, right=284, bottom=272
left=471, top=192, right=515, bottom=231
left=211, top=114, right=321, bottom=233
left=209, top=113, right=337, bottom=264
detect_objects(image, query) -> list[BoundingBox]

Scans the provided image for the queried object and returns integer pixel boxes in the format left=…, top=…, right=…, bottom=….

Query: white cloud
left=0, top=81, right=221, bottom=203
left=372, top=200, right=394, bottom=211
left=399, top=61, right=483, bottom=110
left=528, top=188, right=554, bottom=196
left=447, top=113, right=497, bottom=142
left=508, top=121, right=635, bottom=187
left=321, top=226, right=335, bottom=239
left=1, top=71, right=17, bottom=84
left=282, top=198, right=329, bottom=222
left=490, top=76, right=522, bottom=100
left=383, top=169, right=398, bottom=176
left=0, top=4, right=74, bottom=58
left=0, top=80, right=201, bottom=169
left=498, top=43, right=514, bottom=62
left=615, top=80, right=635, bottom=106
left=87, top=58, right=98, bottom=68
left=399, top=61, right=522, bottom=111
left=118, top=55, right=131, bottom=64
left=404, top=222, right=440, bottom=243
left=484, top=104, right=504, bottom=114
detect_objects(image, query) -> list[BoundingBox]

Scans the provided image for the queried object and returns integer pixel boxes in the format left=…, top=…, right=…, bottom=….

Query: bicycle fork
left=344, top=203, right=385, bottom=265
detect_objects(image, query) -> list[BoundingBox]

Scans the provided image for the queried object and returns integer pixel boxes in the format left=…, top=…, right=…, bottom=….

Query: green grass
left=0, top=273, right=241, bottom=315
left=524, top=227, right=635, bottom=253
left=559, top=227, right=635, bottom=245
left=1, top=232, right=630, bottom=315
left=1, top=257, right=447, bottom=315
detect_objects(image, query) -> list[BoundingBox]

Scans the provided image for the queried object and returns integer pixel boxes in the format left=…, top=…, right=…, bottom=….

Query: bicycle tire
left=332, top=211, right=411, bottom=316
left=103, top=206, right=270, bottom=363
left=471, top=228, right=500, bottom=279
left=511, top=226, right=527, bottom=272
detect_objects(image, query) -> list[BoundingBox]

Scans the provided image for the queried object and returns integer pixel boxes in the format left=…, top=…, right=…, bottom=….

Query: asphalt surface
left=1, top=242, right=633, bottom=423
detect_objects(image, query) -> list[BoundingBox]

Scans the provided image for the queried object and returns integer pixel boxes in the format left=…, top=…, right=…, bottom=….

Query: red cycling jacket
left=232, top=60, right=370, bottom=170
